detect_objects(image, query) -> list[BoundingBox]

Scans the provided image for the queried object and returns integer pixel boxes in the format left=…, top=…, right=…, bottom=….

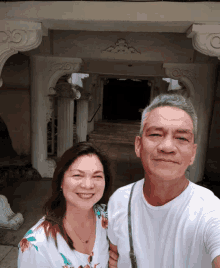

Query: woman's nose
left=81, top=176, right=94, bottom=188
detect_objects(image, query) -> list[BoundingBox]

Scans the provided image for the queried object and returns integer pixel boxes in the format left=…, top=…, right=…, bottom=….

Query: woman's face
left=61, top=154, right=105, bottom=210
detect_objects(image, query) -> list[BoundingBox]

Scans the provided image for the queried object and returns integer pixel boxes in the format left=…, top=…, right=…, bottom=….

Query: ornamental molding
left=187, top=24, right=220, bottom=60
left=47, top=59, right=82, bottom=93
left=102, top=39, right=141, bottom=55
left=0, top=20, right=46, bottom=87
left=163, top=63, right=198, bottom=98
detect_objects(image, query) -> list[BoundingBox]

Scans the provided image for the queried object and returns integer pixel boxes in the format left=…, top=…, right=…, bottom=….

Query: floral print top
left=18, top=204, right=109, bottom=268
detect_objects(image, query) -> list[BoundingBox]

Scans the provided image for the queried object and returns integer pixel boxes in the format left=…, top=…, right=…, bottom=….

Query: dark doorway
left=103, top=79, right=151, bottom=121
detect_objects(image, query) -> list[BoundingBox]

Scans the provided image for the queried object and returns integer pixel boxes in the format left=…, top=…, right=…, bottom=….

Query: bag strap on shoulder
left=128, top=182, right=138, bottom=268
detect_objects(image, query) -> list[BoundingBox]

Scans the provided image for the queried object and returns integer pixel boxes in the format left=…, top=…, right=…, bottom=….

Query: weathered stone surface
left=0, top=165, right=42, bottom=191
left=0, top=195, right=24, bottom=231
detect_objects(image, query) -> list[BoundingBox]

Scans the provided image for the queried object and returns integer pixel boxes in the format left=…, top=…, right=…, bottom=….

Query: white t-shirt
left=18, top=204, right=109, bottom=268
left=108, top=179, right=220, bottom=268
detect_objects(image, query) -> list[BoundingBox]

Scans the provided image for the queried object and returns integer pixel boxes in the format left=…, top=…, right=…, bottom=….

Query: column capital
left=0, top=20, right=46, bottom=87
left=187, top=24, right=220, bottom=60
left=79, top=91, right=92, bottom=101
left=163, top=63, right=198, bottom=98
left=54, top=82, right=81, bottom=99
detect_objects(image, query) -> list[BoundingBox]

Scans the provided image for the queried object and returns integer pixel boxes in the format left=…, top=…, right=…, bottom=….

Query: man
left=108, top=93, right=220, bottom=268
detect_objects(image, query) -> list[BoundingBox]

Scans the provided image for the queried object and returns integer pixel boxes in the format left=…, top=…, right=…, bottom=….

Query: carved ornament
left=187, top=24, right=220, bottom=60
left=47, top=59, right=82, bottom=92
left=163, top=63, right=197, bottom=98
left=0, top=21, right=45, bottom=87
left=102, top=39, right=140, bottom=55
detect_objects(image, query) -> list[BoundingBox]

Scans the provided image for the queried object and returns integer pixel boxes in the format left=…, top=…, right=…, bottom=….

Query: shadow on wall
left=0, top=116, right=17, bottom=159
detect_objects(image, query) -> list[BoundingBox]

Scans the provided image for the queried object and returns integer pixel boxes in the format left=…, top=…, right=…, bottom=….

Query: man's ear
left=135, top=136, right=141, bottom=158
left=189, top=143, right=197, bottom=165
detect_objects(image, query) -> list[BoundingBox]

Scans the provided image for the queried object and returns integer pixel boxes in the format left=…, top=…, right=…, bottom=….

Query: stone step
left=89, top=133, right=136, bottom=140
left=88, top=120, right=141, bottom=145
left=88, top=137, right=135, bottom=145
left=89, top=130, right=139, bottom=136
left=95, top=122, right=141, bottom=128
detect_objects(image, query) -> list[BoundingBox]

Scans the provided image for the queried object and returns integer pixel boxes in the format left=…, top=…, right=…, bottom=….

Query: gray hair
left=139, top=93, right=198, bottom=142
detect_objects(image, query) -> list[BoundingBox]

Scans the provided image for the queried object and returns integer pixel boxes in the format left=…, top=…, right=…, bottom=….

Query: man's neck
left=143, top=175, right=189, bottom=206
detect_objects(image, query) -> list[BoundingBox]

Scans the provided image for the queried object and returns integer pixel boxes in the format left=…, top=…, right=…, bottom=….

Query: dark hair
left=39, top=142, right=112, bottom=249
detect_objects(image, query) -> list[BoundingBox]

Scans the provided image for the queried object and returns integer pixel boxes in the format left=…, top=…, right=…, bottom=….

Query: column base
left=0, top=195, right=24, bottom=231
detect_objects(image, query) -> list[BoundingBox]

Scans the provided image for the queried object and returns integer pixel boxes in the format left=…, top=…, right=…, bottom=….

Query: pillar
left=55, top=79, right=77, bottom=158
left=57, top=97, right=74, bottom=157
left=76, top=92, right=92, bottom=142
left=30, top=56, right=82, bottom=177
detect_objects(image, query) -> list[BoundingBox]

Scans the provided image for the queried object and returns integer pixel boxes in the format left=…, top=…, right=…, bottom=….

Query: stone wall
left=205, top=66, right=220, bottom=182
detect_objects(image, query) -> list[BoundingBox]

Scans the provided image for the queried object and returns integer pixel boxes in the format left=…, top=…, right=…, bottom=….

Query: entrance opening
left=103, top=78, right=151, bottom=121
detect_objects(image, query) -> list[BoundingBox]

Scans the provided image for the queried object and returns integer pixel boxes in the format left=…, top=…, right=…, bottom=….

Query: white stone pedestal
left=0, top=195, right=24, bottom=230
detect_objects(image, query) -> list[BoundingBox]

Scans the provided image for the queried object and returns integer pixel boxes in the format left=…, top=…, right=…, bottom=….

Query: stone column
left=30, top=56, right=82, bottom=177
left=57, top=98, right=74, bottom=157
left=76, top=92, right=92, bottom=142
left=55, top=79, right=79, bottom=158
left=163, top=63, right=217, bottom=183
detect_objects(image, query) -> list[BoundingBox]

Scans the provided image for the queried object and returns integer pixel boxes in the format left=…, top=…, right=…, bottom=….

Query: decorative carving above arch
left=102, top=39, right=140, bottom=55
left=163, top=63, right=197, bottom=98
left=187, top=24, right=220, bottom=60
left=0, top=20, right=46, bottom=87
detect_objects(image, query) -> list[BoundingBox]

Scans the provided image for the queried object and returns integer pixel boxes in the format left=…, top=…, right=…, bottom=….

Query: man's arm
left=109, top=242, right=119, bottom=268
left=212, top=256, right=220, bottom=268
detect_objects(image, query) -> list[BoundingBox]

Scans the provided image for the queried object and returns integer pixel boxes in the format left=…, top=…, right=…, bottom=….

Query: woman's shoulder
left=18, top=216, right=47, bottom=253
left=94, top=203, right=108, bottom=229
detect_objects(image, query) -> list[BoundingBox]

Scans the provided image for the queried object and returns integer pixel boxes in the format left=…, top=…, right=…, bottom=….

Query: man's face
left=135, top=106, right=197, bottom=181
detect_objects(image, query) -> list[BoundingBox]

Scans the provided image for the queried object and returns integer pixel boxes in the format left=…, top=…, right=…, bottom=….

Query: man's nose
left=157, top=136, right=176, bottom=153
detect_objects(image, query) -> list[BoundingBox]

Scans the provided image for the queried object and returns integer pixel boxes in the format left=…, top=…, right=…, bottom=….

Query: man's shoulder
left=108, top=179, right=144, bottom=207
left=191, top=182, right=220, bottom=210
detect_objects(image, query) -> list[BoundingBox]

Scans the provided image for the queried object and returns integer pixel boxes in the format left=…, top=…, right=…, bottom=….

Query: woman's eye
left=94, top=176, right=103, bottom=178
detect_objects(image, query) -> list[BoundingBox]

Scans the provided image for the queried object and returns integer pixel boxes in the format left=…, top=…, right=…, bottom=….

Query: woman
left=18, top=142, right=112, bottom=268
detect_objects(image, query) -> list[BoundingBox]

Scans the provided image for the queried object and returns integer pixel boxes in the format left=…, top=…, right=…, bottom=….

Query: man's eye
left=177, top=137, right=188, bottom=141
left=149, top=134, right=161, bottom=136
left=94, top=176, right=103, bottom=178
left=73, top=174, right=81, bottom=177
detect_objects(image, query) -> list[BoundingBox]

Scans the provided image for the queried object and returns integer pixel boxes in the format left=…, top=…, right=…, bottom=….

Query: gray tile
left=0, top=245, right=13, bottom=262
left=0, top=247, right=18, bottom=268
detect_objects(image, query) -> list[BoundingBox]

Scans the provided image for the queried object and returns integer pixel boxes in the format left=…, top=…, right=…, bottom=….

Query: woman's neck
left=64, top=206, right=95, bottom=228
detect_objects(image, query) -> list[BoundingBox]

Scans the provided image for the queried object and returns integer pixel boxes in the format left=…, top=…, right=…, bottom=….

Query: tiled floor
left=0, top=246, right=18, bottom=268
left=0, top=141, right=144, bottom=268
